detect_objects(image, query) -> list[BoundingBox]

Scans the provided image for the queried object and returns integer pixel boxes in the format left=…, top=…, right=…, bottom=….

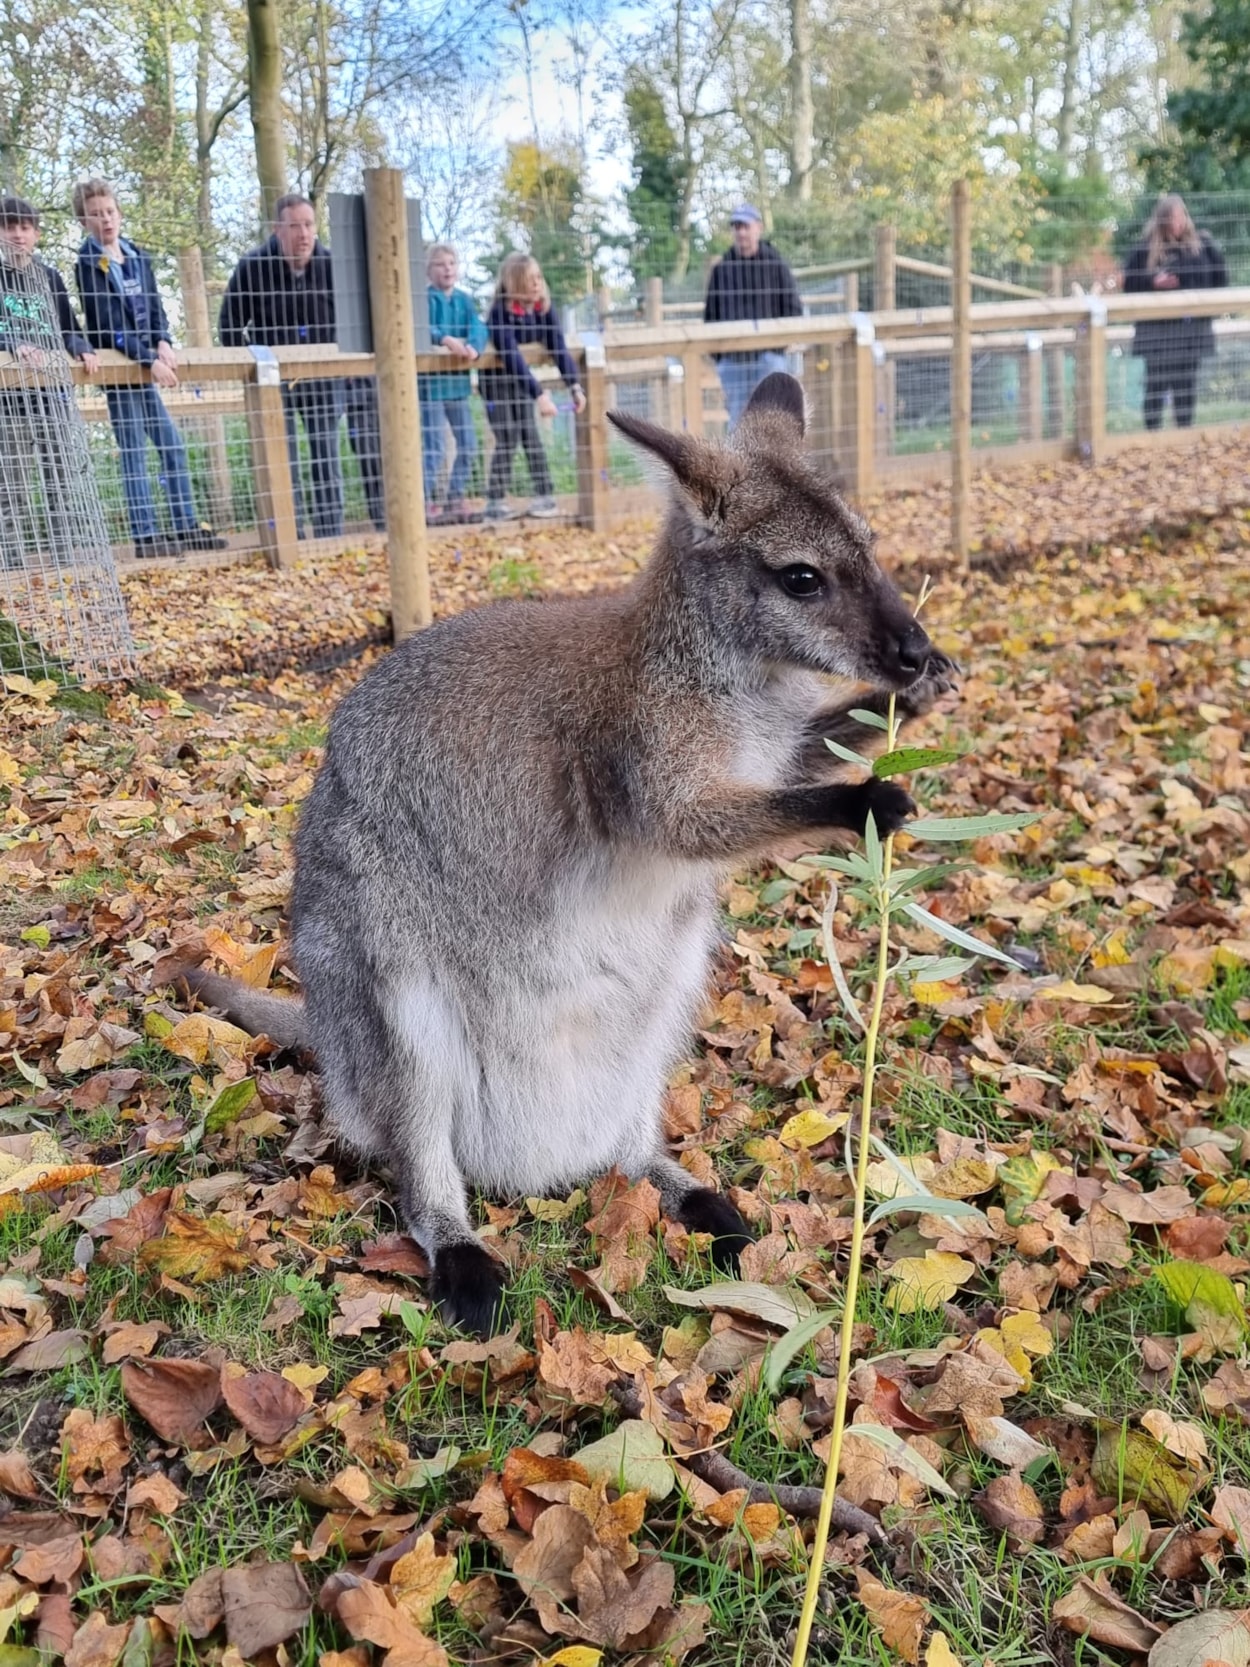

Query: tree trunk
left=1055, top=0, right=1083, bottom=174
left=247, top=0, right=287, bottom=224
left=195, top=0, right=214, bottom=245
left=788, top=0, right=813, bottom=201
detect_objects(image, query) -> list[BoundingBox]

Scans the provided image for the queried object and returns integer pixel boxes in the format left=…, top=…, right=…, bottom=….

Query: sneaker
left=527, top=496, right=559, bottom=519
left=426, top=503, right=446, bottom=524
left=133, top=534, right=182, bottom=559
left=180, top=525, right=228, bottom=552
left=482, top=500, right=518, bottom=523
left=442, top=499, right=481, bottom=525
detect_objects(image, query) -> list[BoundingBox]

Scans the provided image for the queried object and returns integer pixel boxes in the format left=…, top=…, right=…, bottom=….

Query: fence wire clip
left=849, top=311, right=876, bottom=347
left=1085, top=296, right=1108, bottom=329
left=248, top=344, right=281, bottom=386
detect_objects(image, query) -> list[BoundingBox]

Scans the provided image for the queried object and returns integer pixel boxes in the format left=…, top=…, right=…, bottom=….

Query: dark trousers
left=484, top=388, right=552, bottom=500
left=1143, top=354, right=1198, bottom=431
left=344, top=378, right=385, bottom=530
left=282, top=378, right=344, bottom=538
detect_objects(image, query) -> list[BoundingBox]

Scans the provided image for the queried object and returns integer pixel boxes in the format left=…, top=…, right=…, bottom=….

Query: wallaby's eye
left=776, top=564, right=824, bottom=599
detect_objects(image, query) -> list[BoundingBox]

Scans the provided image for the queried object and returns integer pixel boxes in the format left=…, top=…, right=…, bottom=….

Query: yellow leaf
left=539, top=1651, right=604, bottom=1667
left=1092, top=930, right=1132, bottom=968
left=866, top=1154, right=938, bottom=1201
left=163, top=1013, right=255, bottom=1069
left=1156, top=948, right=1217, bottom=995
left=1037, top=982, right=1117, bottom=1005
left=926, top=1635, right=964, bottom=1667
left=779, top=1108, right=848, bottom=1149
left=1000, top=1310, right=1054, bottom=1360
left=390, top=1531, right=456, bottom=1626
left=0, top=750, right=21, bottom=787
left=886, top=1251, right=977, bottom=1313
left=913, top=979, right=963, bottom=1006
left=929, top=1156, right=997, bottom=1198
left=139, top=1211, right=255, bottom=1283
left=976, top=1327, right=1035, bottom=1388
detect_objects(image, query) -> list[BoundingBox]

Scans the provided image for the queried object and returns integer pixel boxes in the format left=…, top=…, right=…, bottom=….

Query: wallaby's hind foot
left=676, top=1187, right=754, bottom=1271
left=430, top=1242, right=508, bottom=1339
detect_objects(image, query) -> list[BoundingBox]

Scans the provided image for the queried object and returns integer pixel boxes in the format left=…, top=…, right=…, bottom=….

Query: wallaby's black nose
left=895, top=623, right=930, bottom=679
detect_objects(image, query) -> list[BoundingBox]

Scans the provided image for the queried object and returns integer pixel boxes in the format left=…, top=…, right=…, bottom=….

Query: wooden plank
left=1075, top=304, right=1107, bottom=467
left=243, top=377, right=299, bottom=569
left=576, top=356, right=611, bottom=533
left=365, top=166, right=430, bottom=639
left=681, top=349, right=705, bottom=438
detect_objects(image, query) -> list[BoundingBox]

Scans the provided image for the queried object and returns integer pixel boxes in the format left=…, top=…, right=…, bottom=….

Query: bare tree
left=247, top=0, right=287, bottom=221
left=788, top=0, right=813, bottom=200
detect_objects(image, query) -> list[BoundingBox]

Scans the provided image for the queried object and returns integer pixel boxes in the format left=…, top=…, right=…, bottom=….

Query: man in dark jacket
left=74, top=176, right=226, bottom=558
left=703, top=204, right=803, bottom=429
left=219, top=194, right=345, bottom=538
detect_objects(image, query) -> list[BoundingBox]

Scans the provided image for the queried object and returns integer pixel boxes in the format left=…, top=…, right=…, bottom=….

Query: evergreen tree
left=622, top=69, right=688, bottom=281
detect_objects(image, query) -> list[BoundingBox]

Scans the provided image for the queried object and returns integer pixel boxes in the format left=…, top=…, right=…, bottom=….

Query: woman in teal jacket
left=422, top=245, right=489, bottom=524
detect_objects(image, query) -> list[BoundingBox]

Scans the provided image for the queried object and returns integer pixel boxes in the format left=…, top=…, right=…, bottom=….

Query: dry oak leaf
left=1147, top=1610, right=1250, bottom=1667
left=1203, top=1360, right=1250, bottom=1423
left=0, top=1448, right=40, bottom=1499
left=334, top=1578, right=450, bottom=1667
left=101, top=1320, right=169, bottom=1365
left=121, top=1357, right=223, bottom=1444
left=329, top=1276, right=407, bottom=1338
left=1140, top=1410, right=1209, bottom=1469
left=703, top=1489, right=782, bottom=1544
left=61, top=1409, right=129, bottom=1492
left=389, top=1533, right=457, bottom=1628
left=63, top=1610, right=132, bottom=1667
left=14, top=1534, right=85, bottom=1585
left=974, top=1473, right=1046, bottom=1545
left=126, top=1472, right=185, bottom=1515
left=1101, top=1184, right=1195, bottom=1225
left=221, top=1559, right=312, bottom=1656
left=139, top=1211, right=254, bottom=1283
left=512, top=1503, right=598, bottom=1633
left=162, top=1012, right=256, bottom=1070
left=1053, top=1575, right=1163, bottom=1652
left=567, top=1477, right=646, bottom=1567
left=538, top=1329, right=624, bottom=1407
left=1213, top=1485, right=1250, bottom=1551
left=220, top=1365, right=306, bottom=1444
left=6, top=1329, right=89, bottom=1372
left=853, top=1570, right=928, bottom=1665
left=570, top=1545, right=677, bottom=1648
left=585, top=1171, right=662, bottom=1294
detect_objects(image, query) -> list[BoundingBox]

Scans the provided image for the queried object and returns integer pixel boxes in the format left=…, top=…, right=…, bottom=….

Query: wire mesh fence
left=0, top=245, right=134, bottom=682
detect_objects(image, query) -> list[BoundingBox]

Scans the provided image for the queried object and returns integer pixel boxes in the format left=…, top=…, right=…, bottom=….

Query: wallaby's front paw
left=676, top=1188, right=754, bottom=1270
left=430, top=1241, right=508, bottom=1338
left=851, top=778, right=916, bottom=838
left=898, top=649, right=961, bottom=719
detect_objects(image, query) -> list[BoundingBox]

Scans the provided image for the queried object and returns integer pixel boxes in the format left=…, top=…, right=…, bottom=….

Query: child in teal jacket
left=422, top=245, right=489, bottom=524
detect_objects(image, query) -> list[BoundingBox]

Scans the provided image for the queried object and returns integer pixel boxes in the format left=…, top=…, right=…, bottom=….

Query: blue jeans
left=420, top=395, right=477, bottom=503
left=716, top=351, right=790, bottom=431
left=104, top=384, right=198, bottom=542
left=283, top=379, right=344, bottom=538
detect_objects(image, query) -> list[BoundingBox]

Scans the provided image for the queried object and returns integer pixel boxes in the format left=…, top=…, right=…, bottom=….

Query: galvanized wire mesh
left=0, top=248, right=134, bottom=682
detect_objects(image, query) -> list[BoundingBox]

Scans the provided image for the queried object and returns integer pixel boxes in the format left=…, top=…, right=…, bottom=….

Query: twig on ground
left=610, top=1381, right=885, bottom=1544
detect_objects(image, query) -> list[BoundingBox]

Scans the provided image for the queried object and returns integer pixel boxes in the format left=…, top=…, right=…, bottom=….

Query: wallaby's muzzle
left=892, top=620, right=931, bottom=681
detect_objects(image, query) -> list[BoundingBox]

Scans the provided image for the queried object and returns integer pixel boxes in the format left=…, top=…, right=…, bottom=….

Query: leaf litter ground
left=0, top=454, right=1249, bottom=1666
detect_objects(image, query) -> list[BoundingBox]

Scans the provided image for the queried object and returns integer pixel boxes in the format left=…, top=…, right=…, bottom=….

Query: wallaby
left=173, top=374, right=956, bottom=1337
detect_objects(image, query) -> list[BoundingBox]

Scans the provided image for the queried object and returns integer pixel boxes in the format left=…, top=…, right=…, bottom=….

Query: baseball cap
left=729, top=204, right=762, bottom=225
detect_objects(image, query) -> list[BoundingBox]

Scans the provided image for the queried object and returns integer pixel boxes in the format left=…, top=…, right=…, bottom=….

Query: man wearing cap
left=703, top=204, right=803, bottom=429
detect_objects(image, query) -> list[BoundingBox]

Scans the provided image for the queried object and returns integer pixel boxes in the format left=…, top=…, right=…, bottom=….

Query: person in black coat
left=1123, top=195, right=1228, bottom=431
left=219, top=194, right=347, bottom=539
left=702, top=205, right=803, bottom=430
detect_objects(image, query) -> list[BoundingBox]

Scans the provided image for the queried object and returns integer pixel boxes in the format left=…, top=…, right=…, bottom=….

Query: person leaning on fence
left=481, top=253, right=586, bottom=523
left=0, top=195, right=99, bottom=571
left=422, top=243, right=488, bottom=526
left=702, top=204, right=803, bottom=431
left=73, top=177, right=227, bottom=559
left=219, top=193, right=346, bottom=540
left=1123, top=194, right=1228, bottom=432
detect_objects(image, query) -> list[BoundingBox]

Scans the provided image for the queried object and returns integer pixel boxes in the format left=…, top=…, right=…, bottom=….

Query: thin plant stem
left=790, top=690, right=900, bottom=1667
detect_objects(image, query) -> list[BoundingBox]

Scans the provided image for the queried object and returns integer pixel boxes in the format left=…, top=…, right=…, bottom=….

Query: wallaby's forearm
left=637, top=777, right=914, bottom=861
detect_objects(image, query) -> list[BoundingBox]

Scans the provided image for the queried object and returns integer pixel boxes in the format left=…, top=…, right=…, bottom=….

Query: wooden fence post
left=950, top=180, right=972, bottom=565
left=364, top=167, right=430, bottom=640
left=841, top=328, right=876, bottom=499
left=244, top=370, right=299, bottom=569
left=874, top=222, right=898, bottom=461
left=1045, top=262, right=1064, bottom=438
left=644, top=276, right=664, bottom=326
left=177, top=245, right=234, bottom=532
left=1021, top=335, right=1045, bottom=443
left=681, top=348, right=705, bottom=437
left=576, top=351, right=610, bottom=532
left=1075, top=298, right=1107, bottom=467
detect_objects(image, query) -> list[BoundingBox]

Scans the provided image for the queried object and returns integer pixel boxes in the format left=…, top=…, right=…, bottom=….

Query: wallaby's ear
left=607, top=409, right=742, bottom=521
left=736, top=371, right=807, bottom=444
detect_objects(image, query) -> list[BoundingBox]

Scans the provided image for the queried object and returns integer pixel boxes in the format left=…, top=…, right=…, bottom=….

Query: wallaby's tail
left=168, top=963, right=311, bottom=1054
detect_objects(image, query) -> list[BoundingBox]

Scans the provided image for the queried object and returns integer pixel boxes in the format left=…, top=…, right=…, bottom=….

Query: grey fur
left=172, top=374, right=957, bottom=1334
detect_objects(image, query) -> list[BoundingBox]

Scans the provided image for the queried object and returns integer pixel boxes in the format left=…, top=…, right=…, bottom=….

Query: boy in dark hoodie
left=702, top=204, right=803, bottom=430
left=0, top=194, right=98, bottom=569
left=74, top=176, right=225, bottom=558
left=219, top=193, right=345, bottom=540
